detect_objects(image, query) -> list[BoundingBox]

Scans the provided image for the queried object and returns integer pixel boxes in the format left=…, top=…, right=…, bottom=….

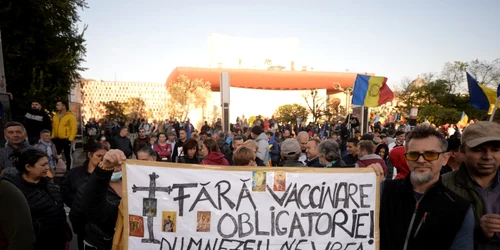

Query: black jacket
left=60, top=164, right=92, bottom=207
left=80, top=167, right=121, bottom=249
left=177, top=156, right=200, bottom=164
left=111, top=136, right=133, bottom=158
left=380, top=174, right=470, bottom=250
left=24, top=109, right=52, bottom=139
left=69, top=183, right=87, bottom=235
left=2, top=172, right=69, bottom=250
left=306, top=157, right=323, bottom=167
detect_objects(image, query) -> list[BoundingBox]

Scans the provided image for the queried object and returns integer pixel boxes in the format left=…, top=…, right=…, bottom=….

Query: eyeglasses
left=404, top=151, right=446, bottom=161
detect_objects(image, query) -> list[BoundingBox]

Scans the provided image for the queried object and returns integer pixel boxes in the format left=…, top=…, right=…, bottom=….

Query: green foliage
left=416, top=105, right=462, bottom=125
left=396, top=78, right=490, bottom=123
left=124, top=97, right=151, bottom=120
left=274, top=104, right=309, bottom=124
left=0, top=0, right=88, bottom=120
left=102, top=101, right=126, bottom=121
left=166, top=75, right=211, bottom=121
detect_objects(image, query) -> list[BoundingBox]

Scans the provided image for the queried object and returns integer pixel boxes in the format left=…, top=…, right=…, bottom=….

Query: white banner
left=123, top=161, right=380, bottom=250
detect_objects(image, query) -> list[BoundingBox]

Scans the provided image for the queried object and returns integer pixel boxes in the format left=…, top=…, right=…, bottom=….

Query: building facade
left=81, top=80, right=168, bottom=122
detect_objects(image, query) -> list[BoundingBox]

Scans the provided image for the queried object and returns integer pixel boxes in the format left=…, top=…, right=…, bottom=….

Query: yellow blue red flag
left=352, top=75, right=394, bottom=107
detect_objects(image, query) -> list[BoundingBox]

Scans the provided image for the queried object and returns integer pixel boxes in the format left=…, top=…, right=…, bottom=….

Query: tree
left=395, top=78, right=489, bottom=123
left=102, top=101, right=126, bottom=121
left=416, top=105, right=462, bottom=126
left=274, top=104, right=309, bottom=124
left=166, top=75, right=211, bottom=121
left=440, top=59, right=500, bottom=92
left=124, top=97, right=150, bottom=120
left=302, top=89, right=326, bottom=123
left=1, top=0, right=88, bottom=120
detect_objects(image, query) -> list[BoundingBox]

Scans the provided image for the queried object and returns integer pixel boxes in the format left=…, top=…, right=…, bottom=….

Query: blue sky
left=78, top=0, right=500, bottom=89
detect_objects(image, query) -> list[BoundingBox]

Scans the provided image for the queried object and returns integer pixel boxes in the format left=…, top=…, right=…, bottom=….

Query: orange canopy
left=166, top=67, right=373, bottom=94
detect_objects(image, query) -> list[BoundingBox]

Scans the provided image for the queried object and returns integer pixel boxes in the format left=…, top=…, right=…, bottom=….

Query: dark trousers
left=52, top=138, right=73, bottom=171
left=84, top=245, right=98, bottom=250
left=77, top=235, right=84, bottom=250
left=83, top=244, right=108, bottom=250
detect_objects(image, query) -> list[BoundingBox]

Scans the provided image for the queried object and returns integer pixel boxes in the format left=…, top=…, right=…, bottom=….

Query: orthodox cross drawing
left=132, top=172, right=173, bottom=244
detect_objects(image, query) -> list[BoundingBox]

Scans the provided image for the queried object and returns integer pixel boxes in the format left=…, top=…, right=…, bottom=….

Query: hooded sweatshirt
left=388, top=146, right=410, bottom=179
left=356, top=153, right=388, bottom=176
left=201, top=152, right=229, bottom=166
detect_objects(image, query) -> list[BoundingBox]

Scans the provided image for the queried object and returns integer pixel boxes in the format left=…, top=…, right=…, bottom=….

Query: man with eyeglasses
left=380, top=125, right=473, bottom=250
left=442, top=121, right=500, bottom=250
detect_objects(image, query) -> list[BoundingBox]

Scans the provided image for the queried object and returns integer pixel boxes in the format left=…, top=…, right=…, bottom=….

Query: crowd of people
left=0, top=100, right=498, bottom=250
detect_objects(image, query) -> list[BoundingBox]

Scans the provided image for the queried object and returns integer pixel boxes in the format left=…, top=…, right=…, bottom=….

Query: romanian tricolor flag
left=466, top=72, right=500, bottom=114
left=352, top=75, right=394, bottom=107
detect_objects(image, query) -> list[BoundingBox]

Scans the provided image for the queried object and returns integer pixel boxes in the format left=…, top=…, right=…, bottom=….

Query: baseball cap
left=281, top=139, right=301, bottom=156
left=461, top=121, right=500, bottom=148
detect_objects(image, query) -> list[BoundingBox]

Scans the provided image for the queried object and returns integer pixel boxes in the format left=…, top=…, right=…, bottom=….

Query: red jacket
left=356, top=154, right=388, bottom=176
left=201, top=152, right=229, bottom=166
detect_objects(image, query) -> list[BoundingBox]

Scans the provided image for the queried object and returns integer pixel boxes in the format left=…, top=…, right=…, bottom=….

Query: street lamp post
left=332, top=82, right=353, bottom=116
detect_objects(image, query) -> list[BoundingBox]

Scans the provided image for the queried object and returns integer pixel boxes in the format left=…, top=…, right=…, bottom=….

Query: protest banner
left=122, top=160, right=380, bottom=250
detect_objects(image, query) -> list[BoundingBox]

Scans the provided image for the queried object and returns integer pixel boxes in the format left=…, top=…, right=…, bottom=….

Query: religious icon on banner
left=129, top=215, right=144, bottom=237
left=252, top=171, right=266, bottom=192
left=162, top=211, right=177, bottom=232
left=273, top=171, right=286, bottom=191
left=196, top=211, right=211, bottom=232
left=142, top=198, right=157, bottom=217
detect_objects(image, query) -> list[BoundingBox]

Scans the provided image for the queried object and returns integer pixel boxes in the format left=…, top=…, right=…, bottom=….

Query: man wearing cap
left=279, top=139, right=305, bottom=167
left=442, top=121, right=500, bottom=250
left=440, top=137, right=463, bottom=175
left=250, top=125, right=269, bottom=164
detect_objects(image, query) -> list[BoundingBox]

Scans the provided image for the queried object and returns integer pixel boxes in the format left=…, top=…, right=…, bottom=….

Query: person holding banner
left=380, top=125, right=474, bottom=250
left=80, top=148, right=128, bottom=250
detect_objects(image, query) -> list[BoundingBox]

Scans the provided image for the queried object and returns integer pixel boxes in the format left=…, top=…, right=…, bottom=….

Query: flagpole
left=489, top=96, right=500, bottom=122
left=360, top=106, right=365, bottom=134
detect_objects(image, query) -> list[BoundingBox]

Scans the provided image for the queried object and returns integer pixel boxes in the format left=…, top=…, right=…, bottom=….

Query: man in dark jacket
left=133, top=128, right=150, bottom=158
left=305, top=137, right=322, bottom=167
left=24, top=101, right=52, bottom=145
left=356, top=140, right=388, bottom=176
left=0, top=122, right=36, bottom=172
left=279, top=139, right=304, bottom=167
left=111, top=127, right=133, bottom=158
left=380, top=125, right=473, bottom=250
left=442, top=121, right=500, bottom=250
